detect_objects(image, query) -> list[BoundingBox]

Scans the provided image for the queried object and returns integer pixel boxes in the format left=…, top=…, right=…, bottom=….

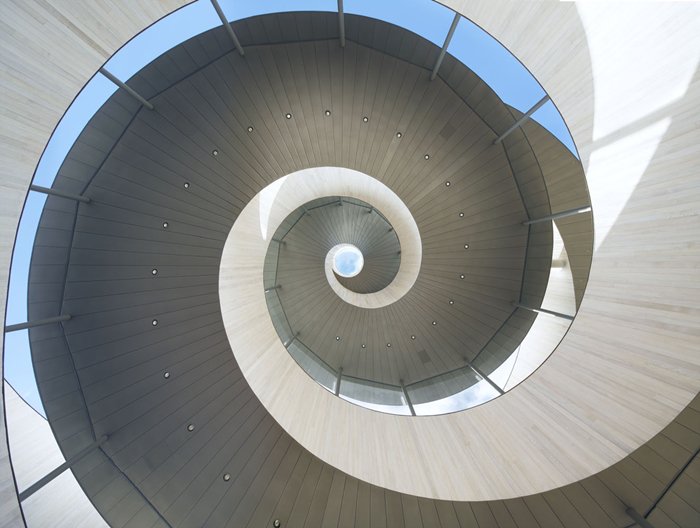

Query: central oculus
left=331, top=244, right=364, bottom=278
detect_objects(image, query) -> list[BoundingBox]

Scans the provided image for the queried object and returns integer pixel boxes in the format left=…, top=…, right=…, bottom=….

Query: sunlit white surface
left=574, top=3, right=698, bottom=251
left=259, top=176, right=287, bottom=240
left=587, top=118, right=671, bottom=251
left=540, top=221, right=577, bottom=316
left=577, top=2, right=700, bottom=141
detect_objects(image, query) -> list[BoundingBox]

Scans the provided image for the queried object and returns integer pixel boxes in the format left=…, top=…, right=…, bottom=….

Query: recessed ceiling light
left=386, top=343, right=391, bottom=347
left=187, top=424, right=194, bottom=432
left=273, top=521, right=281, bottom=528
left=151, top=268, right=158, bottom=275
left=424, top=154, right=430, bottom=160
left=361, top=344, right=366, bottom=348
left=459, top=212, right=464, bottom=217
left=410, top=335, right=416, bottom=340
left=449, top=300, right=454, bottom=305
left=445, top=181, right=451, bottom=187
left=163, top=371, right=170, bottom=379
left=396, top=132, right=402, bottom=138
left=212, top=149, right=219, bottom=156
left=223, top=473, right=231, bottom=482
left=432, top=321, right=437, bottom=325
left=247, top=126, right=253, bottom=132
left=324, top=110, right=331, bottom=116
left=464, top=244, right=469, bottom=249
left=183, top=182, right=190, bottom=189
left=285, top=113, right=292, bottom=119
left=152, top=319, right=158, bottom=326
left=162, top=221, right=169, bottom=228
left=362, top=116, right=369, bottom=123
left=335, top=336, right=340, bottom=341
left=460, top=274, right=465, bottom=279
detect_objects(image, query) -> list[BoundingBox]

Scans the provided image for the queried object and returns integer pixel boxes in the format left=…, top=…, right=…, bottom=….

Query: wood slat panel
left=3, top=5, right=698, bottom=528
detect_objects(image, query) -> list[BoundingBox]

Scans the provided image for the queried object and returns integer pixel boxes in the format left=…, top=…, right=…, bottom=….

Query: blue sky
left=334, top=246, right=364, bottom=277
left=4, top=0, right=576, bottom=415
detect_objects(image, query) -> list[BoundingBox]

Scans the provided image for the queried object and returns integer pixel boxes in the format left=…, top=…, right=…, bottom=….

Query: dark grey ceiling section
left=22, top=12, right=611, bottom=528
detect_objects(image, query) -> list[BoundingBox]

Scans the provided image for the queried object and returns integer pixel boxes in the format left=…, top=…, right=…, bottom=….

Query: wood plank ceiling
left=24, top=12, right=690, bottom=528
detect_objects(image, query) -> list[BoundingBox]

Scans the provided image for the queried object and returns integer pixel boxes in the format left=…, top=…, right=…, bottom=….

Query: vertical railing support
left=19, top=435, right=108, bottom=501
left=338, top=0, right=345, bottom=48
left=493, top=95, right=549, bottom=144
left=210, top=0, right=245, bottom=56
left=99, top=68, right=154, bottom=110
left=430, top=13, right=460, bottom=81
left=5, top=314, right=71, bottom=333
left=400, top=380, right=416, bottom=416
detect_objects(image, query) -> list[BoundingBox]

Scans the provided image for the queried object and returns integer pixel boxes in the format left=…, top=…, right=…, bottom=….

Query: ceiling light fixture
left=152, top=319, right=158, bottom=326
left=464, top=244, right=469, bottom=249
left=163, top=371, right=170, bottom=379
left=362, top=116, right=369, bottom=123
left=324, top=110, right=331, bottom=116
left=396, top=132, right=402, bottom=138
left=223, top=473, right=231, bottom=482
left=361, top=344, right=366, bottom=348
left=187, top=424, right=194, bottom=432
left=460, top=274, right=465, bottom=279
left=386, top=343, right=391, bottom=347
left=183, top=182, right=190, bottom=189
left=459, top=212, right=464, bottom=217
left=162, top=221, right=168, bottom=228
left=449, top=300, right=454, bottom=305
left=151, top=268, right=158, bottom=275
left=285, top=112, right=292, bottom=119
left=247, top=126, right=253, bottom=132
left=212, top=149, right=219, bottom=156
left=432, top=321, right=437, bottom=325
left=445, top=181, right=451, bottom=187
left=424, top=154, right=430, bottom=160
left=335, top=336, right=340, bottom=341
left=411, top=335, right=416, bottom=340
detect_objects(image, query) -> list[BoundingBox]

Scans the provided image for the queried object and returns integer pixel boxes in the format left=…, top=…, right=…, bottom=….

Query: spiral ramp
left=1, top=2, right=699, bottom=528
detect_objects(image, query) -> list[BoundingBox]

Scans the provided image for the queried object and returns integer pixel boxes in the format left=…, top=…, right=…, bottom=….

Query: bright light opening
left=332, top=244, right=364, bottom=278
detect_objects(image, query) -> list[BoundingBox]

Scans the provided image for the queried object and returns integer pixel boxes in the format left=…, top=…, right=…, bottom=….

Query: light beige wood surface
left=4, top=383, right=108, bottom=528
left=219, top=1, right=700, bottom=501
left=1, top=0, right=699, bottom=513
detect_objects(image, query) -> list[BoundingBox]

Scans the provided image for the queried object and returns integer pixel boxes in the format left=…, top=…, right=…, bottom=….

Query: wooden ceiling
left=25, top=9, right=682, bottom=528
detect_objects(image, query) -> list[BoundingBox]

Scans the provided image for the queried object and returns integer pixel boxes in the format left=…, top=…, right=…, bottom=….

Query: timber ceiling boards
left=25, top=11, right=594, bottom=527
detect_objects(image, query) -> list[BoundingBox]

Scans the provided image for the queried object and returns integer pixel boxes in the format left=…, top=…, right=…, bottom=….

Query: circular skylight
left=332, top=244, right=364, bottom=278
